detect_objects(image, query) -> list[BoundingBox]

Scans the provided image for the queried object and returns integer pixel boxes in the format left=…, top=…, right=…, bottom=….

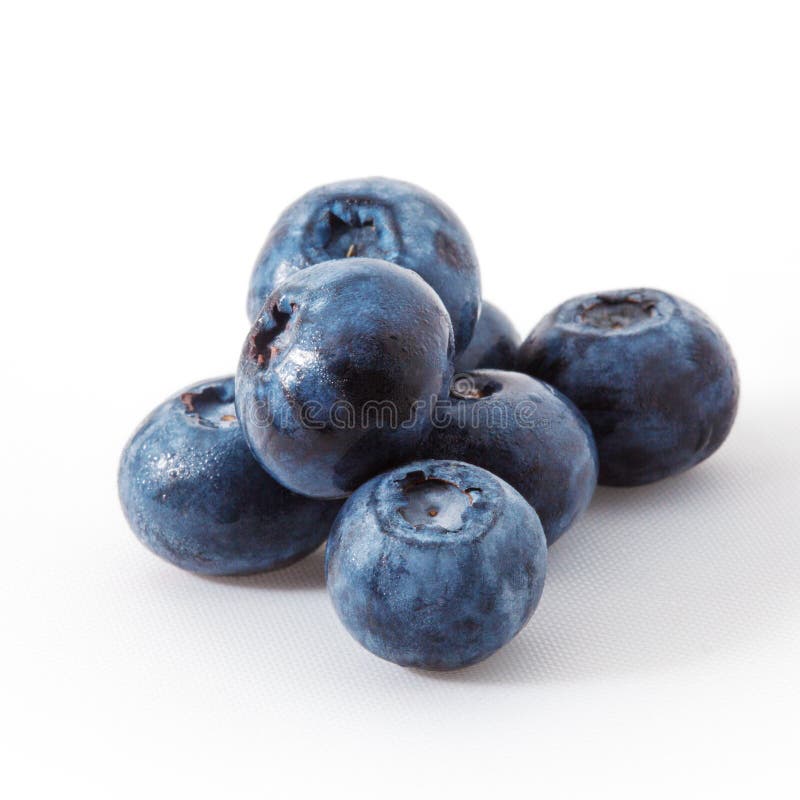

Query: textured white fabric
left=4, top=371, right=797, bottom=799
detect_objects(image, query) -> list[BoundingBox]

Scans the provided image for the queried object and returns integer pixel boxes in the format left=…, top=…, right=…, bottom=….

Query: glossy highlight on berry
left=237, top=259, right=455, bottom=499
left=118, top=377, right=342, bottom=575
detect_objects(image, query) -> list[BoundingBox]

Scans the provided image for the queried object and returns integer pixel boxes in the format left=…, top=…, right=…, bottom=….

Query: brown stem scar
left=180, top=392, right=196, bottom=413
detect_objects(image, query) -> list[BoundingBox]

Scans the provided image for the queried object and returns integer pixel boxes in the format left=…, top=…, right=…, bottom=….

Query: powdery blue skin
left=325, top=460, right=547, bottom=670
left=118, top=377, right=342, bottom=575
left=236, top=259, right=455, bottom=499
left=454, top=301, right=520, bottom=373
left=418, top=370, right=598, bottom=546
left=516, top=289, right=740, bottom=486
left=246, top=177, right=481, bottom=353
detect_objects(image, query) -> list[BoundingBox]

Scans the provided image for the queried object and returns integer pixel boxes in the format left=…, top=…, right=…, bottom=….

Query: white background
left=2, top=2, right=799, bottom=798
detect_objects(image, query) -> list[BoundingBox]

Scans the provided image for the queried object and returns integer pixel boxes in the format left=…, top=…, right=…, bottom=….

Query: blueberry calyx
left=179, top=383, right=237, bottom=428
left=397, top=470, right=482, bottom=532
left=573, top=291, right=671, bottom=333
left=373, top=462, right=499, bottom=546
left=450, top=373, right=501, bottom=400
left=248, top=301, right=297, bottom=368
left=309, top=198, right=400, bottom=261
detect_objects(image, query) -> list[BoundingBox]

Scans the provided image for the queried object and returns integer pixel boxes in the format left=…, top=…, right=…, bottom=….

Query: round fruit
left=517, top=289, right=739, bottom=486
left=325, top=459, right=547, bottom=669
left=419, top=369, right=597, bottom=545
left=118, top=377, right=342, bottom=575
left=246, top=177, right=481, bottom=353
left=236, top=259, right=454, bottom=498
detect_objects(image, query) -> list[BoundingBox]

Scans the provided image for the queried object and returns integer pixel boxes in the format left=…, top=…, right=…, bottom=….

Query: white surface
left=2, top=2, right=799, bottom=798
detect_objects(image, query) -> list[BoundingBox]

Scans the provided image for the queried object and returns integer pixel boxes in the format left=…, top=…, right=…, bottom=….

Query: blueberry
left=418, top=369, right=597, bottom=545
left=118, top=376, right=342, bottom=575
left=325, top=459, right=547, bottom=670
left=236, top=259, right=454, bottom=499
left=246, top=177, right=481, bottom=353
left=517, top=289, right=739, bottom=486
left=454, top=300, right=521, bottom=372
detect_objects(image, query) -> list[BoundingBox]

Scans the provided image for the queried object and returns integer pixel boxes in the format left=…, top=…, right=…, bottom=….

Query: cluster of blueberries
left=119, top=177, right=739, bottom=670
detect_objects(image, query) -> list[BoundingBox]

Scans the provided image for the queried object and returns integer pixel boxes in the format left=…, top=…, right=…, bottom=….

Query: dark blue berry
left=118, top=377, right=342, bottom=575
left=454, top=301, right=520, bottom=372
left=517, top=289, right=739, bottom=486
left=237, top=259, right=454, bottom=498
left=246, top=177, right=481, bottom=353
left=419, top=369, right=597, bottom=545
left=325, top=459, right=547, bottom=670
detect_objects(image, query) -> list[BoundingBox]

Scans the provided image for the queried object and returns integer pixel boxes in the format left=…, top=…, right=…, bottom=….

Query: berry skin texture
left=516, top=289, right=740, bottom=486
left=246, top=176, right=481, bottom=353
left=236, top=259, right=455, bottom=499
left=118, top=377, right=342, bottom=575
left=418, top=370, right=598, bottom=546
left=325, top=459, right=547, bottom=670
left=454, top=301, right=521, bottom=373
